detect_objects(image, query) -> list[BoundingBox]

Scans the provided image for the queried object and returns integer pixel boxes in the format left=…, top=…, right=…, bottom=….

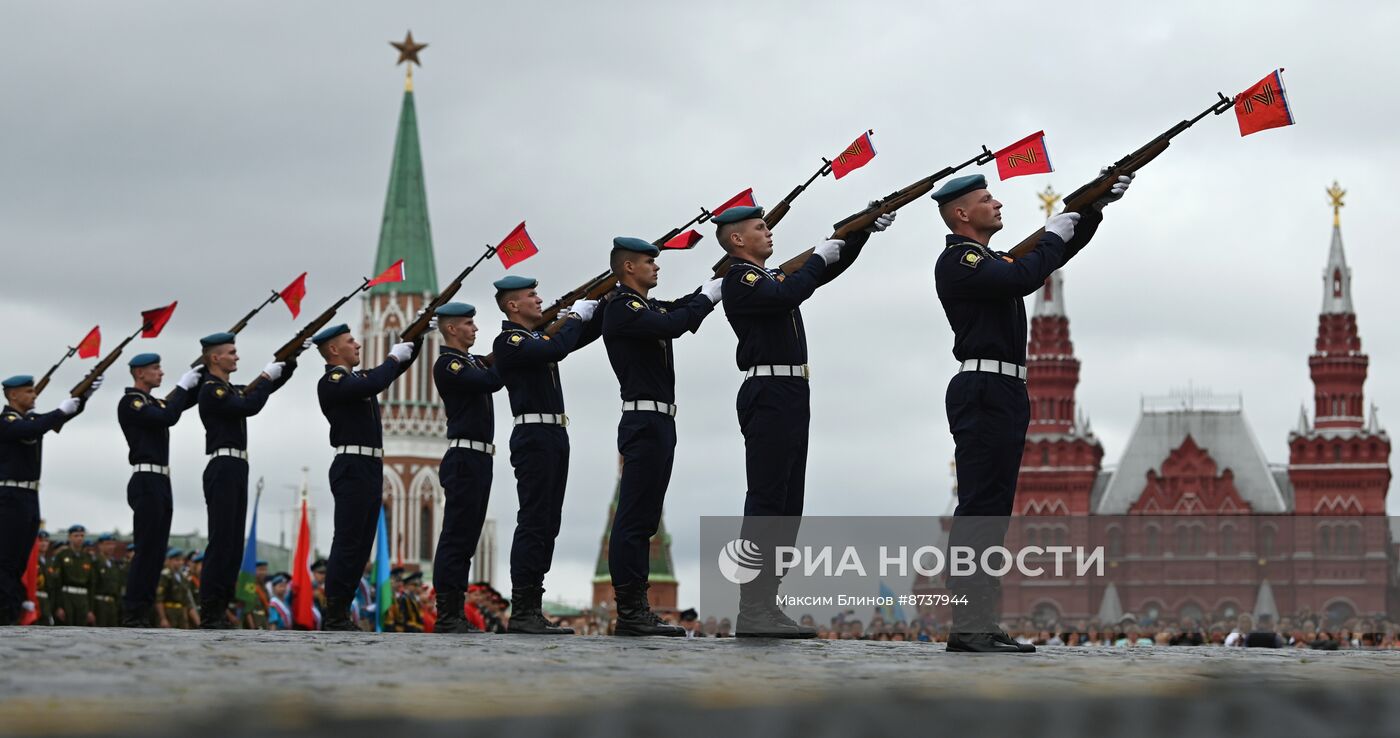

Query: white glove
left=570, top=299, right=599, bottom=322
left=58, top=397, right=81, bottom=416
left=177, top=366, right=203, bottom=391
left=813, top=239, right=844, bottom=266
left=262, top=362, right=285, bottom=381
left=1095, top=171, right=1134, bottom=209
left=699, top=278, right=723, bottom=304
left=428, top=317, right=438, bottom=331
left=90, top=375, right=104, bottom=392
left=866, top=209, right=896, bottom=233
left=301, top=338, right=314, bottom=352
left=1045, top=212, right=1081, bottom=242
left=388, top=342, right=414, bottom=363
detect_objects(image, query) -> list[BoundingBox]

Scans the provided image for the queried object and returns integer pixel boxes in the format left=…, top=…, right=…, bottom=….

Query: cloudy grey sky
left=3, top=1, right=1396, bottom=607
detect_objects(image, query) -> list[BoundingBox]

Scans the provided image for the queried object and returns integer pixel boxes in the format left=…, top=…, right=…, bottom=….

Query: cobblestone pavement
left=3, top=629, right=1399, bottom=737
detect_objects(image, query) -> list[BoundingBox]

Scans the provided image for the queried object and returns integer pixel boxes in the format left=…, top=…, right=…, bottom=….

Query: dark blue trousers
left=609, top=412, right=676, bottom=588
left=737, top=378, right=810, bottom=584
left=508, top=425, right=569, bottom=590
left=433, top=447, right=493, bottom=593
left=123, top=472, right=173, bottom=611
left=200, top=457, right=248, bottom=605
left=945, top=372, right=1029, bottom=630
left=0, top=486, right=39, bottom=620
left=326, top=454, right=383, bottom=603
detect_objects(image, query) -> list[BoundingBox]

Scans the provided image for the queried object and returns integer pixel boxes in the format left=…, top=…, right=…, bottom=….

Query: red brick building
left=995, top=189, right=1393, bottom=628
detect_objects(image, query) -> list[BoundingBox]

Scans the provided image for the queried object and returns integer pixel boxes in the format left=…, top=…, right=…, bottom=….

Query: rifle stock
left=400, top=245, right=497, bottom=343
left=1006, top=93, right=1233, bottom=258
left=243, top=278, right=369, bottom=394
left=709, top=146, right=995, bottom=278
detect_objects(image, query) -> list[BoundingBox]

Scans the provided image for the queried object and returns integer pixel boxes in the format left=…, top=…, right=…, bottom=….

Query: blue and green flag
left=374, top=507, right=391, bottom=633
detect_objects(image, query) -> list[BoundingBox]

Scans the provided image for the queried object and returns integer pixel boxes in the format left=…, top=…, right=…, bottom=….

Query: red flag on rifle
left=496, top=222, right=539, bottom=269
left=993, top=131, right=1054, bottom=180
left=366, top=259, right=406, bottom=288
left=76, top=326, right=101, bottom=359
left=279, top=272, right=308, bottom=319
left=712, top=188, right=756, bottom=216
left=1235, top=69, right=1295, bottom=137
left=141, top=302, right=178, bottom=338
left=662, top=230, right=703, bottom=250
left=831, top=130, right=877, bottom=180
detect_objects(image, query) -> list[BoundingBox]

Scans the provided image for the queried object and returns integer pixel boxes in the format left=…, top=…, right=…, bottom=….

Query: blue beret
left=37, top=530, right=49, bottom=539
left=68, top=524, right=86, bottom=534
left=612, top=237, right=660, bottom=256
left=493, top=276, right=538, bottom=293
left=256, top=560, right=268, bottom=567
left=931, top=174, right=988, bottom=205
left=166, top=548, right=182, bottom=558
left=84, top=541, right=95, bottom=548
left=2, top=375, right=34, bottom=389
left=270, top=573, right=290, bottom=585
left=97, top=533, right=114, bottom=542
left=435, top=302, right=476, bottom=318
left=312, top=324, right=350, bottom=346
left=711, top=205, right=765, bottom=226
left=199, top=332, right=237, bottom=348
left=125, top=543, right=136, bottom=551
left=191, top=552, right=204, bottom=563
left=128, top=353, right=161, bottom=368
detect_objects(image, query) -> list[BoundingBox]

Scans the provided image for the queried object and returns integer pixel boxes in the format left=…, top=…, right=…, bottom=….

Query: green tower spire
left=371, top=78, right=438, bottom=295
left=592, top=477, right=677, bottom=585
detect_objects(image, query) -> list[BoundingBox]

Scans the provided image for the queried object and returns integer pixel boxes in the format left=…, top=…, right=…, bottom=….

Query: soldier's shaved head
left=940, top=188, right=1003, bottom=241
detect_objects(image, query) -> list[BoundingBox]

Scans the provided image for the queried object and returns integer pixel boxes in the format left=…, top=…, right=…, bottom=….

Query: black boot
left=198, top=599, right=233, bottom=629
left=119, top=603, right=150, bottom=628
left=435, top=591, right=473, bottom=634
left=322, top=596, right=357, bottom=631
left=506, top=586, right=574, bottom=635
left=613, top=583, right=684, bottom=637
left=736, top=580, right=816, bottom=639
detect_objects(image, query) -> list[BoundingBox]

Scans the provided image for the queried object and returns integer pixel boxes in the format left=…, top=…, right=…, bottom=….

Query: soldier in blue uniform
left=428, top=302, right=505, bottom=634
left=491, top=275, right=602, bottom=634
left=602, top=237, right=721, bottom=636
left=117, top=353, right=204, bottom=627
left=0, top=374, right=99, bottom=625
left=932, top=172, right=1131, bottom=653
left=196, top=332, right=293, bottom=628
left=715, top=205, right=894, bottom=637
left=311, top=323, right=418, bottom=631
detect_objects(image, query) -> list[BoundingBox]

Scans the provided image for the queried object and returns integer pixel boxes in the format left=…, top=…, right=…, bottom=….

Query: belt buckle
left=560, top=414, right=569, bottom=428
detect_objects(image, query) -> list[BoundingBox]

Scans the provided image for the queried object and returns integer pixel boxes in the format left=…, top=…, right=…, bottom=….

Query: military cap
left=434, top=302, right=476, bottom=318
left=930, top=174, right=988, bottom=205
left=128, top=353, right=161, bottom=368
left=199, top=332, right=237, bottom=348
left=680, top=607, right=699, bottom=622
left=711, top=205, right=765, bottom=226
left=403, top=571, right=424, bottom=585
left=166, top=548, right=183, bottom=558
left=311, top=558, right=327, bottom=573
left=256, top=560, right=268, bottom=568
left=191, top=552, right=204, bottom=563
left=493, top=275, right=538, bottom=293
left=97, top=533, right=114, bottom=543
left=311, top=324, right=350, bottom=346
left=126, top=543, right=136, bottom=552
left=389, top=566, right=406, bottom=580
left=269, top=573, right=290, bottom=585
left=68, top=524, right=86, bottom=534
left=84, top=541, right=95, bottom=548
left=51, top=542, right=67, bottom=551
left=612, top=236, right=660, bottom=256
left=37, top=530, right=49, bottom=540
left=3, top=375, right=35, bottom=390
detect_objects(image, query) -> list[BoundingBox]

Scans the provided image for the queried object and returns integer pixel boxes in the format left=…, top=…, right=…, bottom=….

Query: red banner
left=831, top=130, right=877, bottom=180
left=20, top=538, right=40, bottom=625
left=712, top=188, right=756, bottom=216
left=366, top=260, right=406, bottom=289
left=76, top=326, right=101, bottom=359
left=662, top=229, right=703, bottom=250
left=279, top=272, right=308, bottom=319
left=1235, top=69, right=1295, bottom=137
left=496, top=222, right=540, bottom=269
left=993, top=131, right=1053, bottom=181
left=141, top=302, right=178, bottom=338
left=291, top=496, right=317, bottom=630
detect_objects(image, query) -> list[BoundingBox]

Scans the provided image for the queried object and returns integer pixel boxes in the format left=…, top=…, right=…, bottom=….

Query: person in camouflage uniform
left=33, top=530, right=52, bottom=626
left=243, top=559, right=270, bottom=630
left=52, top=525, right=95, bottom=626
left=92, top=534, right=124, bottom=627
left=157, top=548, right=192, bottom=629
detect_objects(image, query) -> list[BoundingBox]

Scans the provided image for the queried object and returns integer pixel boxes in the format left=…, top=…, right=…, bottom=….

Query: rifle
left=531, top=208, right=709, bottom=333
left=1006, top=92, right=1234, bottom=258
left=710, top=145, right=995, bottom=278
left=704, top=158, right=840, bottom=279
left=399, top=244, right=497, bottom=343
left=68, top=324, right=145, bottom=399
left=33, top=346, right=78, bottom=396
left=243, top=277, right=370, bottom=394
left=190, top=289, right=284, bottom=367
